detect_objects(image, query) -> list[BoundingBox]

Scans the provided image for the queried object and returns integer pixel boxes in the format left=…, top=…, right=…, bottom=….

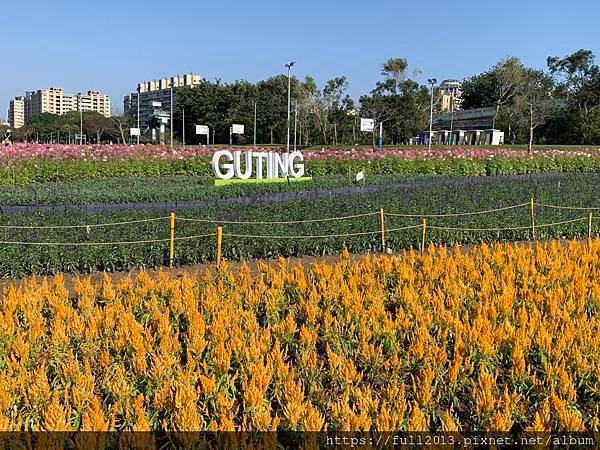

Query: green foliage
left=0, top=172, right=598, bottom=278
left=0, top=174, right=431, bottom=206
left=1, top=155, right=600, bottom=188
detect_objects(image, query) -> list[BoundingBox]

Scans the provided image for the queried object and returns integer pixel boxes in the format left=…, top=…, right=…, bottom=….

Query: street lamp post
left=137, top=92, right=140, bottom=145
left=182, top=107, right=185, bottom=146
left=253, top=100, right=257, bottom=149
left=170, top=84, right=174, bottom=148
left=427, top=78, right=437, bottom=150
left=285, top=61, right=295, bottom=155
left=293, top=100, right=298, bottom=151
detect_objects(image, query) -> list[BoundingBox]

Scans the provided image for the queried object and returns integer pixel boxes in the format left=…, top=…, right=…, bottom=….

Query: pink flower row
left=0, top=143, right=598, bottom=162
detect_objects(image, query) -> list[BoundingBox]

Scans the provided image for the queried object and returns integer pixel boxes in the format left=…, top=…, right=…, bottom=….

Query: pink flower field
left=0, top=143, right=598, bottom=162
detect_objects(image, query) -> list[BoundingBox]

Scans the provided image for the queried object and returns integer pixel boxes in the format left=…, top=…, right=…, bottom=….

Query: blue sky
left=2, top=0, right=599, bottom=117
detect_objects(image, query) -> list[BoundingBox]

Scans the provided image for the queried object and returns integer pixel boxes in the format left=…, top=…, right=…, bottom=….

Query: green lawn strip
left=1, top=155, right=600, bottom=186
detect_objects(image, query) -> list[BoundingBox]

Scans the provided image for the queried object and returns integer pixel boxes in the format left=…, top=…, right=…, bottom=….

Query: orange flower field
left=0, top=240, right=599, bottom=433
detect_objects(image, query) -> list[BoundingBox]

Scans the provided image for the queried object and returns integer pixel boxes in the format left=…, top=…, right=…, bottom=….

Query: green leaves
left=0, top=172, right=598, bottom=278
left=2, top=155, right=600, bottom=188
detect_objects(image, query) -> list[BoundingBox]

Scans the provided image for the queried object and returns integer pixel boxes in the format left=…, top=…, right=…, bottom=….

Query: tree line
left=3, top=49, right=599, bottom=148
left=462, top=49, right=600, bottom=148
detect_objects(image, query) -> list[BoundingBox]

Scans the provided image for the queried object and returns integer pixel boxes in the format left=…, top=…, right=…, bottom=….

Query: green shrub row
left=0, top=174, right=433, bottom=206
left=0, top=172, right=598, bottom=278
left=1, top=155, right=599, bottom=186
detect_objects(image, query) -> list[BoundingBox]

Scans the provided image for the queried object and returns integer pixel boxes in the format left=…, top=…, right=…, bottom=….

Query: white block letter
left=253, top=152, right=267, bottom=179
left=234, top=151, right=253, bottom=179
left=274, top=152, right=289, bottom=178
left=289, top=151, right=305, bottom=178
left=212, top=150, right=234, bottom=179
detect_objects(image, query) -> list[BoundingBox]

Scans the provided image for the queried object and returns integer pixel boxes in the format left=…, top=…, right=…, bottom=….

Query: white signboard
left=360, top=118, right=375, bottom=132
left=231, top=124, right=245, bottom=135
left=196, top=125, right=210, bottom=135
left=212, top=150, right=305, bottom=180
left=130, top=128, right=141, bottom=136
left=151, top=101, right=162, bottom=108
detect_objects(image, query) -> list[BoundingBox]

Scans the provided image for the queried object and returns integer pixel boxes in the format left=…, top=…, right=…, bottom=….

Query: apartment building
left=124, top=73, right=201, bottom=129
left=438, top=79, right=463, bottom=112
left=8, top=87, right=111, bottom=125
left=78, top=91, right=111, bottom=117
left=8, top=97, right=25, bottom=128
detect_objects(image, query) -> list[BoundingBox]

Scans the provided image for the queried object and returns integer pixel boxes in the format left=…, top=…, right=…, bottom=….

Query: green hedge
left=1, top=155, right=600, bottom=186
left=1, top=172, right=598, bottom=278
left=0, top=174, right=433, bottom=206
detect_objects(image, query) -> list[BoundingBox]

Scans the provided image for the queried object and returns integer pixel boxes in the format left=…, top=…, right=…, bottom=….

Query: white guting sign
left=130, top=128, right=141, bottom=136
left=196, top=125, right=210, bottom=135
left=212, top=150, right=305, bottom=180
left=231, top=124, right=245, bottom=134
left=360, top=118, right=375, bottom=132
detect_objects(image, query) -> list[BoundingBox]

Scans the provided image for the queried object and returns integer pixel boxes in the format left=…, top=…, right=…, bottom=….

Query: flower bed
left=0, top=240, right=598, bottom=433
left=1, top=143, right=599, bottom=162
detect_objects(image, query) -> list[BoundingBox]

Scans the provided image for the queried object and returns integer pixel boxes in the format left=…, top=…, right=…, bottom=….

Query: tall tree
left=461, top=72, right=497, bottom=109
left=360, top=58, right=429, bottom=146
left=514, top=69, right=556, bottom=152
left=490, top=57, right=526, bottom=128
left=548, top=49, right=600, bottom=144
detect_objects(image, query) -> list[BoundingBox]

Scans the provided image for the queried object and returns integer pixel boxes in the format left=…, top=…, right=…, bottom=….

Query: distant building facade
left=8, top=97, right=25, bottom=128
left=78, top=91, right=111, bottom=117
left=438, top=79, right=463, bottom=112
left=124, top=73, right=202, bottom=129
left=7, top=88, right=111, bottom=126
left=436, top=107, right=494, bottom=130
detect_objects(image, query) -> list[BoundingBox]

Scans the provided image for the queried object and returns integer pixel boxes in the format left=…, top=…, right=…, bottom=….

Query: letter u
left=234, top=151, right=253, bottom=179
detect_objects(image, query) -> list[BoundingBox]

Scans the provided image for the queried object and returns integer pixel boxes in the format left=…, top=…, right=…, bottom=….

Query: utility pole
left=293, top=100, right=298, bottom=151
left=80, top=108, right=83, bottom=145
left=137, top=92, right=140, bottom=145
left=285, top=61, right=295, bottom=154
left=427, top=78, right=437, bottom=150
left=170, top=84, right=174, bottom=148
left=253, top=100, right=257, bottom=148
left=182, top=107, right=185, bottom=146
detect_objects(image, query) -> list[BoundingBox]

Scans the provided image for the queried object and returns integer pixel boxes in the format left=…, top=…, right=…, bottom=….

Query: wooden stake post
left=216, top=226, right=223, bottom=268
left=530, top=197, right=536, bottom=240
left=169, top=212, right=175, bottom=268
left=379, top=208, right=386, bottom=253
left=421, top=218, right=427, bottom=254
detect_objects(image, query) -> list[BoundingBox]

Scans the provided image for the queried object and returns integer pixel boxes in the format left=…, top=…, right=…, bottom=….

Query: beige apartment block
left=438, top=79, right=463, bottom=112
left=8, top=97, right=25, bottom=128
left=12, top=87, right=111, bottom=124
left=77, top=91, right=111, bottom=117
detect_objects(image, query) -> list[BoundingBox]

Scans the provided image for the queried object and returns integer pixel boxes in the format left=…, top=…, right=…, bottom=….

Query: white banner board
left=196, top=125, right=210, bottom=135
left=232, top=124, right=245, bottom=135
left=151, top=101, right=162, bottom=108
left=360, top=118, right=375, bottom=132
left=130, top=128, right=141, bottom=136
